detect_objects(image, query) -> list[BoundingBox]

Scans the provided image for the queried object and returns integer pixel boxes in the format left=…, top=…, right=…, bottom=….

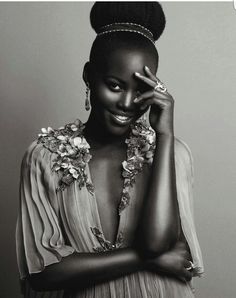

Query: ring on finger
left=154, top=80, right=167, bottom=93
left=185, top=261, right=194, bottom=271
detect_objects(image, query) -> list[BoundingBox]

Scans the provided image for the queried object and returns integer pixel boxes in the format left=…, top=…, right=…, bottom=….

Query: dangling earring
left=85, top=83, right=90, bottom=111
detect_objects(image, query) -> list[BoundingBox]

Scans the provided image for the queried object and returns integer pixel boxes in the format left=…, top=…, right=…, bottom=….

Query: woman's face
left=85, top=47, right=158, bottom=136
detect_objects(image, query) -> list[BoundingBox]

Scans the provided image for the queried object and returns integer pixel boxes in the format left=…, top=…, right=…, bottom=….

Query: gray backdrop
left=0, top=2, right=235, bottom=297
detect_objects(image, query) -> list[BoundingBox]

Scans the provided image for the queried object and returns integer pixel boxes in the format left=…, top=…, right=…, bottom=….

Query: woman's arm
left=134, top=67, right=180, bottom=257
left=147, top=240, right=193, bottom=282
left=138, top=134, right=180, bottom=256
left=28, top=248, right=144, bottom=292
left=28, top=242, right=193, bottom=292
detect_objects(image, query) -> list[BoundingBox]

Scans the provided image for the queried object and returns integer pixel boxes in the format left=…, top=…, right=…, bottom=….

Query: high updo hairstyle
left=89, top=2, right=166, bottom=70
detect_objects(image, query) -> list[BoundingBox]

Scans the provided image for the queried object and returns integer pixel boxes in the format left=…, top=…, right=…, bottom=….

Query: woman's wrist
left=126, top=247, right=147, bottom=272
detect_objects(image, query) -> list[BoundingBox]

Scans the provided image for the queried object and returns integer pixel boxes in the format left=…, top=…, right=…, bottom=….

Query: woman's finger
left=134, top=72, right=156, bottom=88
left=134, top=92, right=173, bottom=110
left=144, top=66, right=158, bottom=82
left=134, top=89, right=170, bottom=103
left=176, top=270, right=193, bottom=283
left=183, top=269, right=193, bottom=282
left=139, top=98, right=169, bottom=110
left=184, top=252, right=192, bottom=261
left=183, top=259, right=193, bottom=269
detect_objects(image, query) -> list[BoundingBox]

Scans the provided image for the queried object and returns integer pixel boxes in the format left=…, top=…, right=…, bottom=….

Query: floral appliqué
left=119, top=120, right=156, bottom=214
left=38, top=119, right=94, bottom=194
left=90, top=227, right=123, bottom=252
left=38, top=118, right=155, bottom=200
left=38, top=118, right=156, bottom=251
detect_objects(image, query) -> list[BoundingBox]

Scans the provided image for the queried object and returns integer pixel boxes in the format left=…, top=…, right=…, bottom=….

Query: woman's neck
left=83, top=116, right=129, bottom=150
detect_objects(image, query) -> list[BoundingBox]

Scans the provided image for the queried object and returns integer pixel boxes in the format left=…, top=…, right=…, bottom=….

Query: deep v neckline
left=37, top=118, right=155, bottom=249
left=86, top=161, right=126, bottom=247
left=81, top=121, right=156, bottom=250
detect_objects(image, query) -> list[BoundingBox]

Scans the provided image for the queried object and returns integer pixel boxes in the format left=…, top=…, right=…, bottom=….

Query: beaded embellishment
left=97, top=22, right=155, bottom=44
left=91, top=227, right=124, bottom=252
left=38, top=119, right=94, bottom=193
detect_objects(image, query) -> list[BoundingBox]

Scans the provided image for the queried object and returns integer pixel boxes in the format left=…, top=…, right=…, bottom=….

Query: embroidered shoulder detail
left=36, top=118, right=155, bottom=205
left=37, top=119, right=94, bottom=193
left=118, top=119, right=156, bottom=213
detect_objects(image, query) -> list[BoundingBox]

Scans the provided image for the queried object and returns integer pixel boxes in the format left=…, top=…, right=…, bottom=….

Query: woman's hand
left=146, top=241, right=194, bottom=282
left=134, top=66, right=174, bottom=137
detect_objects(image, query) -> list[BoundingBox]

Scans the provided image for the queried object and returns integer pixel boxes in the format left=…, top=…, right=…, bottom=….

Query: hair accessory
left=154, top=79, right=167, bottom=93
left=97, top=22, right=155, bottom=44
left=85, top=84, right=90, bottom=111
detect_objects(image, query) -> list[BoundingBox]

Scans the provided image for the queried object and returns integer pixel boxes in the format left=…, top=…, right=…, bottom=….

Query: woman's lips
left=110, top=112, right=133, bottom=126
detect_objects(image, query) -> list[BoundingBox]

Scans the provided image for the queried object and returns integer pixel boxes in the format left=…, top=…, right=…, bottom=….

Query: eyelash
left=106, top=81, right=144, bottom=94
left=107, top=82, right=122, bottom=91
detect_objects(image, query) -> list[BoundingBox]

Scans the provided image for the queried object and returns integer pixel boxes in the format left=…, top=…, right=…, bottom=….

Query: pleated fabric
left=16, top=134, right=204, bottom=298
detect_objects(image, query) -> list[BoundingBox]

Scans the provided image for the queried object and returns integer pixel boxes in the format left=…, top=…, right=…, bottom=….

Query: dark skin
left=28, top=47, right=193, bottom=292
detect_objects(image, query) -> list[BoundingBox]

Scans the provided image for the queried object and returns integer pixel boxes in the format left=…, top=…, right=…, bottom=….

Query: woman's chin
left=101, top=113, right=134, bottom=137
left=105, top=123, right=131, bottom=138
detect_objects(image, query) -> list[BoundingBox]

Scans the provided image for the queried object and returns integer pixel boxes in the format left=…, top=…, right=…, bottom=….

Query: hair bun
left=90, top=2, right=166, bottom=41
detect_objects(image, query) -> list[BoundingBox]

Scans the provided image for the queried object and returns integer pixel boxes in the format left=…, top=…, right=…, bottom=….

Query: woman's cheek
left=97, top=87, right=119, bottom=106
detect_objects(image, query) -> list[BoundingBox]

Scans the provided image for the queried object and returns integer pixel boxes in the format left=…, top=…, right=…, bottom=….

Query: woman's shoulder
left=21, top=119, right=93, bottom=192
left=22, top=119, right=85, bottom=167
left=22, top=139, right=46, bottom=167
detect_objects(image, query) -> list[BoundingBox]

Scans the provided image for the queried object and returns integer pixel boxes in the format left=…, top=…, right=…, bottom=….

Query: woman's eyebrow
left=105, top=75, right=145, bottom=91
left=105, top=75, right=126, bottom=85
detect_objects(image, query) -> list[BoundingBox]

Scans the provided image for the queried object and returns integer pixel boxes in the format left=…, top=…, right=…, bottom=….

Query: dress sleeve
left=16, top=140, right=75, bottom=280
left=174, top=137, right=204, bottom=278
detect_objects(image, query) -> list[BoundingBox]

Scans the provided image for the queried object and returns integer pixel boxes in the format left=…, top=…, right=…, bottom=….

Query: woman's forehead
left=100, top=48, right=157, bottom=75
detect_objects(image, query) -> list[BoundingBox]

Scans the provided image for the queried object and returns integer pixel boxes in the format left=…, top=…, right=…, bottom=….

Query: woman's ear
left=82, top=61, right=90, bottom=86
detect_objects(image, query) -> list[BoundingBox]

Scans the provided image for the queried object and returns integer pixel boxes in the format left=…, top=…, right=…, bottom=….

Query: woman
left=16, top=2, right=204, bottom=297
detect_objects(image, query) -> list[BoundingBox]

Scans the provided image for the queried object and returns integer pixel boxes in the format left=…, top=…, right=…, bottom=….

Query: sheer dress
left=16, top=120, right=204, bottom=298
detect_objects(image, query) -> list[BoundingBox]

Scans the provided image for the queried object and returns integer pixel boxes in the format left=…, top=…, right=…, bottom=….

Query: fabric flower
left=146, top=151, right=154, bottom=159
left=72, top=137, right=90, bottom=149
left=146, top=133, right=155, bottom=144
left=38, top=117, right=155, bottom=198
left=70, top=124, right=78, bottom=131
left=122, top=161, right=133, bottom=173
left=57, top=135, right=67, bottom=142
left=69, top=168, right=79, bottom=179
left=61, top=174, right=74, bottom=186
left=61, top=162, right=69, bottom=169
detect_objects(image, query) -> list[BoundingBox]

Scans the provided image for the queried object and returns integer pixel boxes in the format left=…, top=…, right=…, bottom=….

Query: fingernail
left=133, top=98, right=139, bottom=103
left=144, top=66, right=149, bottom=70
left=135, top=72, right=141, bottom=76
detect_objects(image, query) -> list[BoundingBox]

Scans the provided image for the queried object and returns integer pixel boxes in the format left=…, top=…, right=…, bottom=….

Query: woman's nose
left=117, top=91, right=136, bottom=111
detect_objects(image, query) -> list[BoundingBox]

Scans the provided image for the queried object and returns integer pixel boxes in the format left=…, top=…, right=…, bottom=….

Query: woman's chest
left=58, top=148, right=151, bottom=250
left=88, top=152, right=125, bottom=243
left=88, top=152, right=151, bottom=244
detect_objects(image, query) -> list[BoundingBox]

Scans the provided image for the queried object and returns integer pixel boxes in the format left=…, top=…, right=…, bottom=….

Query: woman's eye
left=107, top=82, right=122, bottom=91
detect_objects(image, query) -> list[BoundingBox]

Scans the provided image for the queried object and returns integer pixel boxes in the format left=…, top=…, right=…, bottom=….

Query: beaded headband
left=97, top=22, right=155, bottom=44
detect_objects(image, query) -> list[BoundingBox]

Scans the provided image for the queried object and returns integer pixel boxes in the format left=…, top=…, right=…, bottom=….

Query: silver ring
left=185, top=261, right=194, bottom=271
left=154, top=80, right=167, bottom=93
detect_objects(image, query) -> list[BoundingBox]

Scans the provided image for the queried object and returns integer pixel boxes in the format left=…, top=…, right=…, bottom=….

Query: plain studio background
left=0, top=2, right=235, bottom=297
